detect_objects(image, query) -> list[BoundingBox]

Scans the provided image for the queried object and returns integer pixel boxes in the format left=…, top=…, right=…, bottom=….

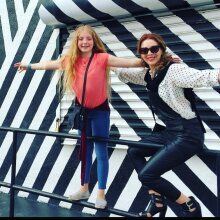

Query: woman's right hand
left=14, top=62, right=28, bottom=72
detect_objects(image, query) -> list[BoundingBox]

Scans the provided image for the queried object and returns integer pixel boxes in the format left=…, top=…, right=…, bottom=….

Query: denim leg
left=91, top=110, right=110, bottom=189
left=84, top=141, right=94, bottom=184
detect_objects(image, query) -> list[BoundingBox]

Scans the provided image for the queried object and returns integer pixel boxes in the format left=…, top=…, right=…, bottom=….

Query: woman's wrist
left=27, top=63, right=32, bottom=70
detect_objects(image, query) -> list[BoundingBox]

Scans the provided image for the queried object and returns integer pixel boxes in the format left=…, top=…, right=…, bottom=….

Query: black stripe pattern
left=0, top=0, right=219, bottom=217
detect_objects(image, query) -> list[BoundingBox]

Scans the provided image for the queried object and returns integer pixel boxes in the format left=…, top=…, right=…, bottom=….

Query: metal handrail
left=0, top=126, right=219, bottom=155
left=0, top=126, right=219, bottom=217
left=0, top=181, right=138, bottom=217
left=0, top=126, right=143, bottom=217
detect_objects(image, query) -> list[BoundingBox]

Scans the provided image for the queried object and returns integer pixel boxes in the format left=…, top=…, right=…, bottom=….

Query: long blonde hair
left=62, top=24, right=111, bottom=99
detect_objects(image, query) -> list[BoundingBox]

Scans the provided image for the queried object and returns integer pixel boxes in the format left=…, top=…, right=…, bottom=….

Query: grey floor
left=0, top=192, right=93, bottom=217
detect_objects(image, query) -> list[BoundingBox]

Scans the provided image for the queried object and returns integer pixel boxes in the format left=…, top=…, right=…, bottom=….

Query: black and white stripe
left=0, top=0, right=60, bottom=200
left=0, top=0, right=219, bottom=217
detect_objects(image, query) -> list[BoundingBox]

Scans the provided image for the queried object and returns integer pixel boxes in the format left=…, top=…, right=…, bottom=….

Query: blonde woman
left=14, top=24, right=145, bottom=209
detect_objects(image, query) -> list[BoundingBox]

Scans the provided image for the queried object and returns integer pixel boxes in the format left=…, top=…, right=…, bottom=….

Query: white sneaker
left=68, top=190, right=90, bottom=201
left=95, top=198, right=107, bottom=209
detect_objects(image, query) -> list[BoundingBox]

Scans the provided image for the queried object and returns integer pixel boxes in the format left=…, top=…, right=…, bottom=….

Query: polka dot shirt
left=114, top=63, right=220, bottom=119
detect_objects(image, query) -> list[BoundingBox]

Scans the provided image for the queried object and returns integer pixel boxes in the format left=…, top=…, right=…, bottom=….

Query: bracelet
left=27, top=63, right=32, bottom=69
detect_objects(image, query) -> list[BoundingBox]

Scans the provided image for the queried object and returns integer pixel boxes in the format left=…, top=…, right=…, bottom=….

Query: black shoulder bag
left=68, top=53, right=94, bottom=130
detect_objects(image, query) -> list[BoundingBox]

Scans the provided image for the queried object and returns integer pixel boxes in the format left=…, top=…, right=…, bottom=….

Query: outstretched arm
left=108, top=54, right=182, bottom=68
left=170, top=63, right=220, bottom=88
left=112, top=67, right=147, bottom=86
left=108, top=55, right=144, bottom=68
left=14, top=57, right=64, bottom=73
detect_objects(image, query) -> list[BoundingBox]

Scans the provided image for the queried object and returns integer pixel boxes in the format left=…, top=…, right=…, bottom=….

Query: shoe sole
left=95, top=205, right=107, bottom=209
left=68, top=196, right=90, bottom=201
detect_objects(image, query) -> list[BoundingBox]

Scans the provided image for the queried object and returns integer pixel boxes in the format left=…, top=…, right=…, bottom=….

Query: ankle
left=97, top=194, right=105, bottom=200
left=181, top=197, right=197, bottom=212
left=80, top=187, right=89, bottom=192
left=180, top=196, right=202, bottom=217
left=155, top=202, right=163, bottom=208
left=150, top=194, right=166, bottom=208
left=139, top=194, right=167, bottom=217
left=97, top=189, right=105, bottom=200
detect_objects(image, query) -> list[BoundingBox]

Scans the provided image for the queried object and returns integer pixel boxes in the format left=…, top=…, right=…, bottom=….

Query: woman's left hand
left=172, top=55, right=182, bottom=63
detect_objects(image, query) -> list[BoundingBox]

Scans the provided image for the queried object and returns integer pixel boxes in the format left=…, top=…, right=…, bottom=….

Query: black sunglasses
left=139, top=45, right=161, bottom=54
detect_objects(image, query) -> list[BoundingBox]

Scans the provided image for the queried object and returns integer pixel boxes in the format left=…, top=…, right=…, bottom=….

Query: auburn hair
left=137, top=33, right=172, bottom=71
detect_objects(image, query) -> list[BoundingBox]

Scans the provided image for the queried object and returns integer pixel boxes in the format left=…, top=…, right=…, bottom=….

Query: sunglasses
left=139, top=45, right=161, bottom=54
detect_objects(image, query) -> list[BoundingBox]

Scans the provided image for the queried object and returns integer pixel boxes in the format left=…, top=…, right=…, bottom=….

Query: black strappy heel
left=181, top=196, right=202, bottom=217
left=139, top=194, right=167, bottom=217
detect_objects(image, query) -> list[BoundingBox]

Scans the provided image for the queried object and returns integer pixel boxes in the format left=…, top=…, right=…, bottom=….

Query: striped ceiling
left=0, top=0, right=219, bottom=217
left=38, top=0, right=220, bottom=27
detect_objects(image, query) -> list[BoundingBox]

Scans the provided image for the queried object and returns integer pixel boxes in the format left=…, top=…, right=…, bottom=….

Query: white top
left=115, top=63, right=220, bottom=119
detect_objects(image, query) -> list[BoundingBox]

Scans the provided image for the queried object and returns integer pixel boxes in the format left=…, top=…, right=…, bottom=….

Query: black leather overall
left=128, top=64, right=204, bottom=202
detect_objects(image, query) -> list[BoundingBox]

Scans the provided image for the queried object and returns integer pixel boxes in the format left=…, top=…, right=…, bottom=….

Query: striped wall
left=0, top=0, right=61, bottom=205
left=0, top=0, right=220, bottom=217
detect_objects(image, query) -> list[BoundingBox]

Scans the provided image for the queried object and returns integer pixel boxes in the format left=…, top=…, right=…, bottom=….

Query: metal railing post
left=9, top=131, right=17, bottom=217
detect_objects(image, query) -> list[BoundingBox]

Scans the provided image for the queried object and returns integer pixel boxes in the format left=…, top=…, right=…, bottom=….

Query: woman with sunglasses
left=114, top=33, right=220, bottom=217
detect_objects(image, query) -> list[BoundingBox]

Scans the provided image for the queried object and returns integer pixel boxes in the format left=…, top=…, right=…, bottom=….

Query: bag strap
left=192, top=100, right=206, bottom=133
left=80, top=52, right=94, bottom=107
left=184, top=88, right=206, bottom=133
left=148, top=99, right=157, bottom=124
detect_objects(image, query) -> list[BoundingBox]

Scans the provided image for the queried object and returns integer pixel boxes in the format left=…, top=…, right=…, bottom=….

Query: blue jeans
left=79, top=109, right=110, bottom=189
